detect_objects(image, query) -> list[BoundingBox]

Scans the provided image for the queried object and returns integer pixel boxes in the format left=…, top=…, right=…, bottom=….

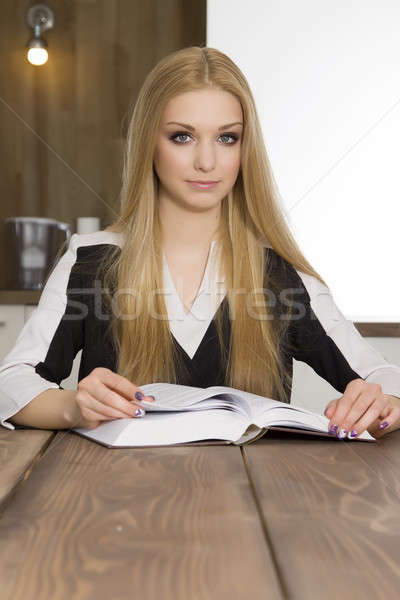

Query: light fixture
left=26, top=3, right=55, bottom=66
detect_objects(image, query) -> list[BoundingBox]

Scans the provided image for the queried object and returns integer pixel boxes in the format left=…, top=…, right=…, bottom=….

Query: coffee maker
left=5, top=217, right=71, bottom=290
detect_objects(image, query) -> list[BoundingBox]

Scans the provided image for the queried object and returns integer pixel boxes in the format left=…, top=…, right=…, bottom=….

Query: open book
left=71, top=382, right=376, bottom=447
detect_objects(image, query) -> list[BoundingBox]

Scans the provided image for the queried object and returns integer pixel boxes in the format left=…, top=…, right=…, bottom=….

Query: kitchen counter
left=0, top=290, right=398, bottom=336
left=0, top=290, right=42, bottom=305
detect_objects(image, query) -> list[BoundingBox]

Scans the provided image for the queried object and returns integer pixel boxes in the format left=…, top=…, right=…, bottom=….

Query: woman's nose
left=194, top=143, right=216, bottom=171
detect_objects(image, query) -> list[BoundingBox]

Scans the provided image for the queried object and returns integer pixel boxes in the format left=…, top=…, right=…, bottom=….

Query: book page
left=254, top=406, right=376, bottom=441
left=140, top=383, right=281, bottom=413
left=136, top=383, right=375, bottom=442
left=139, top=383, right=250, bottom=417
left=204, top=386, right=284, bottom=419
left=254, top=406, right=328, bottom=431
left=73, top=408, right=249, bottom=447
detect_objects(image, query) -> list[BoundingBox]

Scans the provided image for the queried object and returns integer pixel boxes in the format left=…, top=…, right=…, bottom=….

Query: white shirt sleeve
left=295, top=270, right=400, bottom=398
left=0, top=234, right=82, bottom=429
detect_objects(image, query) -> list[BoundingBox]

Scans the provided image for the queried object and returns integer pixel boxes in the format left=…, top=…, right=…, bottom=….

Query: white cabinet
left=0, top=306, right=25, bottom=360
left=0, top=304, right=82, bottom=390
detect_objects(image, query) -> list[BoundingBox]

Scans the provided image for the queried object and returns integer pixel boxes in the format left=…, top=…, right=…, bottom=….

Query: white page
left=139, top=383, right=251, bottom=417
left=205, top=387, right=287, bottom=419
left=136, top=383, right=377, bottom=442
left=139, top=383, right=281, bottom=417
left=141, top=394, right=246, bottom=416
left=139, top=383, right=227, bottom=410
left=254, top=406, right=327, bottom=430
left=254, top=406, right=375, bottom=441
left=73, top=408, right=249, bottom=447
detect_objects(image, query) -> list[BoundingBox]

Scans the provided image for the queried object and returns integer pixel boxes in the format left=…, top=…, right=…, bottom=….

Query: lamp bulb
left=27, top=47, right=48, bottom=66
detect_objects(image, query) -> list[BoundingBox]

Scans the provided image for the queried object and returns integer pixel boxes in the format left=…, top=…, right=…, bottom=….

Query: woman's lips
left=186, top=181, right=219, bottom=190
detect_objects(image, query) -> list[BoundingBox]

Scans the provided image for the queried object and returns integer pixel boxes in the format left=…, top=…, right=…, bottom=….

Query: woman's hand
left=323, top=379, right=400, bottom=439
left=73, top=367, right=155, bottom=430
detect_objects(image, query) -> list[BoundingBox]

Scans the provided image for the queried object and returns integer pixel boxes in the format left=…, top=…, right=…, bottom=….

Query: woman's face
left=153, top=88, right=243, bottom=212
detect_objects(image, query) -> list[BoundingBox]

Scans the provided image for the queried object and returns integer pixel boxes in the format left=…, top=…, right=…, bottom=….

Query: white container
left=76, top=217, right=101, bottom=234
left=5, top=216, right=71, bottom=290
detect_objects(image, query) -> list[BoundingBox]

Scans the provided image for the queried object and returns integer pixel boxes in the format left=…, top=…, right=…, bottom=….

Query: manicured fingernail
left=337, top=428, right=347, bottom=439
left=380, top=421, right=389, bottom=429
left=135, top=391, right=144, bottom=401
left=135, top=408, right=145, bottom=417
left=147, top=395, right=156, bottom=402
left=329, top=424, right=338, bottom=435
left=349, top=430, right=358, bottom=438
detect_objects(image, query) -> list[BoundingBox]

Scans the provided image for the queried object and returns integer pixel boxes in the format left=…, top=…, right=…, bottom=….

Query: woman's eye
left=170, top=132, right=238, bottom=144
left=171, top=133, right=191, bottom=143
left=219, top=134, right=238, bottom=144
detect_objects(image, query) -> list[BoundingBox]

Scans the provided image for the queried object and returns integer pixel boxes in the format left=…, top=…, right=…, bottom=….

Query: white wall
left=207, top=0, right=400, bottom=412
left=207, top=0, right=400, bottom=322
left=291, top=337, right=400, bottom=412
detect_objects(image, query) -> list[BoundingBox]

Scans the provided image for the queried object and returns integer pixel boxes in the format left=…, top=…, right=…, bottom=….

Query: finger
left=327, top=379, right=365, bottom=435
left=365, top=404, right=391, bottom=439
left=77, top=388, right=145, bottom=421
left=80, top=367, right=152, bottom=415
left=74, top=390, right=116, bottom=427
left=81, top=406, right=110, bottom=423
left=91, top=383, right=147, bottom=418
left=343, top=396, right=388, bottom=439
left=95, top=367, right=155, bottom=405
left=367, top=405, right=400, bottom=438
left=324, top=399, right=337, bottom=418
left=69, top=402, right=102, bottom=429
left=90, top=380, right=147, bottom=418
left=336, top=387, right=384, bottom=438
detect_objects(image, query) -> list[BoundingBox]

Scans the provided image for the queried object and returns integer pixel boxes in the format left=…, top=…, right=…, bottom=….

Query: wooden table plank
left=345, top=429, right=400, bottom=497
left=244, top=429, right=400, bottom=599
left=0, top=431, right=284, bottom=600
left=0, top=429, right=55, bottom=513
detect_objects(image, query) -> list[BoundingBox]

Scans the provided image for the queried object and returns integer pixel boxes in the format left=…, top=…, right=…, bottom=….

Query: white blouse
left=162, top=240, right=226, bottom=359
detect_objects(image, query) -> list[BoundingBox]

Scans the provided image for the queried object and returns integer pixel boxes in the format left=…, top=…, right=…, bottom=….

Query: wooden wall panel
left=0, top=0, right=206, bottom=288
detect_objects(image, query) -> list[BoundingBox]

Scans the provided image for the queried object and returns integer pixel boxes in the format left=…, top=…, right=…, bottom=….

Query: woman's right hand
left=74, top=367, right=155, bottom=429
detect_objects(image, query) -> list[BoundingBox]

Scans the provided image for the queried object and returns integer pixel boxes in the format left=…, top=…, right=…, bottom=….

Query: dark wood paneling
left=354, top=323, right=400, bottom=337
left=0, top=290, right=41, bottom=304
left=0, top=0, right=206, bottom=288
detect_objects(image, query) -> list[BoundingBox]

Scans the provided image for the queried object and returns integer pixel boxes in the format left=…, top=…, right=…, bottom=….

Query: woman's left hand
left=323, top=379, right=400, bottom=439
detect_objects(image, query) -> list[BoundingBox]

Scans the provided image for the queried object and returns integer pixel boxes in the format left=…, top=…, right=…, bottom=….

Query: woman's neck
left=159, top=206, right=221, bottom=253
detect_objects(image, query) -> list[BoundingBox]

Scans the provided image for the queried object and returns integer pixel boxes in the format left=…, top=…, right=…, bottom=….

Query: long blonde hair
left=98, top=46, right=328, bottom=403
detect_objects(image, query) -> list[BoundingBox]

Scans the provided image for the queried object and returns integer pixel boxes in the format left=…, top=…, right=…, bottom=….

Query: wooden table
left=1, top=427, right=400, bottom=599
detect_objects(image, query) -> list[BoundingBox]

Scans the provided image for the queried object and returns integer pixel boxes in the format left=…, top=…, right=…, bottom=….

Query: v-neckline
left=171, top=295, right=228, bottom=362
left=163, top=240, right=217, bottom=319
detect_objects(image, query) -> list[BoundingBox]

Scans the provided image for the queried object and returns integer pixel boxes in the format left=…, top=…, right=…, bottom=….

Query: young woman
left=1, top=46, right=399, bottom=440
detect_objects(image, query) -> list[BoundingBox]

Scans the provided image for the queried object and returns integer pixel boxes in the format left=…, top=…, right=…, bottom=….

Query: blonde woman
left=1, top=46, right=399, bottom=441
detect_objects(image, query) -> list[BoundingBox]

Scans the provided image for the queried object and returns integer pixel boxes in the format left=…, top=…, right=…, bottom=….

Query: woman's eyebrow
left=166, top=121, right=243, bottom=131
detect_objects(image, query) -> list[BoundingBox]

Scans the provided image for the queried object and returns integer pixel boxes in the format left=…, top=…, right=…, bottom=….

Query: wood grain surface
left=243, top=429, right=400, bottom=599
left=0, top=428, right=54, bottom=514
left=0, top=431, right=283, bottom=600
left=0, top=0, right=206, bottom=289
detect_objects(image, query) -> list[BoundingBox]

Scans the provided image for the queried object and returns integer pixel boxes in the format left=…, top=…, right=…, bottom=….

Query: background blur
left=0, top=0, right=398, bottom=412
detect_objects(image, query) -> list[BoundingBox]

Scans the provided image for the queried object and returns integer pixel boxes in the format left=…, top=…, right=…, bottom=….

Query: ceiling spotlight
left=26, top=3, right=55, bottom=66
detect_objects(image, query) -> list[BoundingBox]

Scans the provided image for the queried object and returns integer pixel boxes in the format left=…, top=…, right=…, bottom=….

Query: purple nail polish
left=380, top=421, right=389, bottom=429
left=135, top=408, right=145, bottom=417
left=329, top=424, right=338, bottom=435
left=135, top=391, right=144, bottom=401
left=349, top=430, right=358, bottom=438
